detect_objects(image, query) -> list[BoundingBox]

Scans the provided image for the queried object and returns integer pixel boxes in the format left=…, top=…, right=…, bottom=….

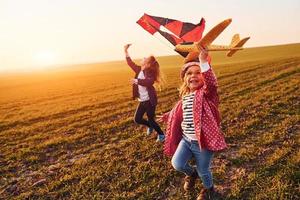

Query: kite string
left=153, top=34, right=175, bottom=51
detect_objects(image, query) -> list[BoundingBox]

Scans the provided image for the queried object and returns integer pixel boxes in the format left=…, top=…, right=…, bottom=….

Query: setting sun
left=32, top=51, right=59, bottom=68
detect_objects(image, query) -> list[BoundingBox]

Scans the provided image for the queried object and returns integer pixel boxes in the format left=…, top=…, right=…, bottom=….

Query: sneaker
left=147, top=127, right=154, bottom=136
left=183, top=171, right=198, bottom=191
left=156, top=134, right=165, bottom=142
left=197, top=186, right=221, bottom=200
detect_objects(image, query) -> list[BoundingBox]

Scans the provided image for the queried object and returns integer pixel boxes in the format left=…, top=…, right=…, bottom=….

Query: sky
left=0, top=0, right=299, bottom=72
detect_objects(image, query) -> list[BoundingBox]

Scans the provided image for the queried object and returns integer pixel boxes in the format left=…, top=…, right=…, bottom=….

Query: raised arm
left=199, top=46, right=218, bottom=98
left=124, top=44, right=140, bottom=73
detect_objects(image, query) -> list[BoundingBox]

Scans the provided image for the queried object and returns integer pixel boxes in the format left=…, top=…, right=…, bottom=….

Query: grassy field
left=0, top=43, right=299, bottom=199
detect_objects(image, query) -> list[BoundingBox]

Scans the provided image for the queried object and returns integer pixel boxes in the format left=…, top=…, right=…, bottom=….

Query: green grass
left=0, top=43, right=299, bottom=199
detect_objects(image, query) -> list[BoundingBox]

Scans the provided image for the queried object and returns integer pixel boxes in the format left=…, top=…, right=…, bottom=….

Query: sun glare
left=32, top=51, right=59, bottom=69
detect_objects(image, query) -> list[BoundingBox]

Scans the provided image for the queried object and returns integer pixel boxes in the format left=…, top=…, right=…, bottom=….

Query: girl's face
left=141, top=56, right=151, bottom=70
left=184, top=65, right=204, bottom=92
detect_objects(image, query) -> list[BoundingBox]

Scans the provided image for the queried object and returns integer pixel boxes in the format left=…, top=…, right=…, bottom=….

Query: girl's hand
left=157, top=113, right=169, bottom=123
left=157, top=115, right=164, bottom=123
left=130, top=78, right=137, bottom=85
left=124, top=44, right=132, bottom=52
left=199, top=46, right=209, bottom=63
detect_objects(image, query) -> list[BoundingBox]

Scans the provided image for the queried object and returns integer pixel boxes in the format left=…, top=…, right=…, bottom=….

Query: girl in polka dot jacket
left=158, top=47, right=227, bottom=200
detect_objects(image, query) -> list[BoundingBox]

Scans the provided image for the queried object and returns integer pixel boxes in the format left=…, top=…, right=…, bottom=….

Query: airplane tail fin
left=230, top=34, right=241, bottom=47
left=227, top=34, right=250, bottom=57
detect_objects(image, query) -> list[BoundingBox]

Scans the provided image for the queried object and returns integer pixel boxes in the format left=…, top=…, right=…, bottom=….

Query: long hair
left=146, top=56, right=165, bottom=90
left=178, top=75, right=191, bottom=97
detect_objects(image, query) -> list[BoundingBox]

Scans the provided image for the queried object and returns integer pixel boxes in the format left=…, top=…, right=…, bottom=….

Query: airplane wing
left=183, top=18, right=232, bottom=63
left=197, top=18, right=232, bottom=48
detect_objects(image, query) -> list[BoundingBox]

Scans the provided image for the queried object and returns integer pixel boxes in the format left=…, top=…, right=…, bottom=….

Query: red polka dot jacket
left=163, top=67, right=227, bottom=156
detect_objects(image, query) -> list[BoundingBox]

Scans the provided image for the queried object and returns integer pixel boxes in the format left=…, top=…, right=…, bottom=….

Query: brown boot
left=183, top=171, right=198, bottom=191
left=197, top=186, right=221, bottom=200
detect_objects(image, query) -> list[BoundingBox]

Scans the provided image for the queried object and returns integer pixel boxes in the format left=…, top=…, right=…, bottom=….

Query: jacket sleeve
left=202, top=66, right=218, bottom=99
left=137, top=77, right=155, bottom=87
left=126, top=56, right=141, bottom=73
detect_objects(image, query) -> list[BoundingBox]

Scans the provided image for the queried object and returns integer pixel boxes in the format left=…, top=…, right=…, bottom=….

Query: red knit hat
left=180, top=61, right=200, bottom=80
left=180, top=55, right=212, bottom=80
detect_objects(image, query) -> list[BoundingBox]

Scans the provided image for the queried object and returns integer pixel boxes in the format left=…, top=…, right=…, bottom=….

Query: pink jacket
left=163, top=68, right=227, bottom=156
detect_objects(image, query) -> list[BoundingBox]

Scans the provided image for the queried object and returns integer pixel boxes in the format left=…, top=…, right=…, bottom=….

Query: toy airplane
left=175, top=19, right=250, bottom=62
left=137, top=14, right=250, bottom=63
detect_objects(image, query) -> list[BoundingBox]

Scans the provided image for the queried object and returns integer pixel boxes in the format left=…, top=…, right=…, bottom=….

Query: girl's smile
left=185, top=65, right=204, bottom=92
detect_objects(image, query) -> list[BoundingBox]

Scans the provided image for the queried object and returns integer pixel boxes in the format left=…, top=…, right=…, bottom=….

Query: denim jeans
left=171, top=136, right=214, bottom=188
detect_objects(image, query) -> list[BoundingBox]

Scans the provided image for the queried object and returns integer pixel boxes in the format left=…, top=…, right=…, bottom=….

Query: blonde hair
left=178, top=75, right=191, bottom=97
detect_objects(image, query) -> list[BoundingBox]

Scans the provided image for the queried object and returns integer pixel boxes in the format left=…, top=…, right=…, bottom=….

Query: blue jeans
left=171, top=137, right=214, bottom=188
